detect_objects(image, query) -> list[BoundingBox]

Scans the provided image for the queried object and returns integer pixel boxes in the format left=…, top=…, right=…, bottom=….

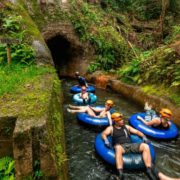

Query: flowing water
left=62, top=79, right=180, bottom=180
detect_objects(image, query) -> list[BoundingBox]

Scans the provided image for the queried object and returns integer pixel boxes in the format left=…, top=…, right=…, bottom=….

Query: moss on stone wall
left=47, top=77, right=68, bottom=179
left=0, top=65, right=68, bottom=178
left=18, top=0, right=68, bottom=30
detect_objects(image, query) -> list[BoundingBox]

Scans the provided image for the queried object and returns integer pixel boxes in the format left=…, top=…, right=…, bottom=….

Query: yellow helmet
left=105, top=100, right=114, bottom=107
left=111, top=112, right=123, bottom=122
left=160, top=108, right=172, bottom=119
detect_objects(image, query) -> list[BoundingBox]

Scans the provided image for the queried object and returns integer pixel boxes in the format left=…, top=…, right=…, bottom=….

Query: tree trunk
left=160, top=0, right=169, bottom=40
left=6, top=44, right=11, bottom=65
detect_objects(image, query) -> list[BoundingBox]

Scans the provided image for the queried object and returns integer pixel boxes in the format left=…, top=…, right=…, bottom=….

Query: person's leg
left=139, top=143, right=158, bottom=180
left=139, top=143, right=151, bottom=167
left=67, top=106, right=87, bottom=113
left=67, top=106, right=96, bottom=116
left=114, top=145, right=125, bottom=179
left=86, top=106, right=96, bottom=116
left=68, top=105, right=85, bottom=109
left=158, top=172, right=180, bottom=180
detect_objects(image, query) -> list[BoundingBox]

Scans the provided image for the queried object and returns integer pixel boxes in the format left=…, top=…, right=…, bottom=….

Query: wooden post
left=0, top=38, right=19, bottom=65
left=6, top=44, right=11, bottom=65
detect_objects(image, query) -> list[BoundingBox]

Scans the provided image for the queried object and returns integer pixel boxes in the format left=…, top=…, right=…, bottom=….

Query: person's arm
left=137, top=116, right=157, bottom=126
left=102, top=126, right=112, bottom=140
left=126, top=125, right=144, bottom=138
left=126, top=125, right=149, bottom=143
left=107, top=111, right=112, bottom=126
left=102, top=126, right=113, bottom=148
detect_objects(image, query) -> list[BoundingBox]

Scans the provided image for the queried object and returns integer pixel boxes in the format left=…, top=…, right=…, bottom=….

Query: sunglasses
left=115, top=118, right=123, bottom=122
left=105, top=103, right=112, bottom=106
left=164, top=112, right=171, bottom=117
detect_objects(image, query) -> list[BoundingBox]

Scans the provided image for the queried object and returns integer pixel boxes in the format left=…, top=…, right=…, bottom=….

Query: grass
left=0, top=63, right=55, bottom=97
left=142, top=85, right=180, bottom=106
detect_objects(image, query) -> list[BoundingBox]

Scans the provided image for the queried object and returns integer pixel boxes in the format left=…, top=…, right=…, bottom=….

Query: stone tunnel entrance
left=43, top=23, right=95, bottom=77
left=47, top=35, right=72, bottom=77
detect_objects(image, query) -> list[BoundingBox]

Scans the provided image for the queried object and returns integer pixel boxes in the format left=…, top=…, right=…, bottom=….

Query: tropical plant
left=70, top=1, right=131, bottom=72
left=2, top=15, right=22, bottom=34
left=0, top=43, right=35, bottom=65
left=0, top=156, right=15, bottom=180
left=117, top=59, right=141, bottom=84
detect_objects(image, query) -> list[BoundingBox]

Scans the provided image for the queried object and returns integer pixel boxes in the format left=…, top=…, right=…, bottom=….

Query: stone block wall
left=0, top=117, right=16, bottom=157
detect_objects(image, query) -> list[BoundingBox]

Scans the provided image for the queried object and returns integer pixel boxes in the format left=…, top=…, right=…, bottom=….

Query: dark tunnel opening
left=47, top=35, right=72, bottom=74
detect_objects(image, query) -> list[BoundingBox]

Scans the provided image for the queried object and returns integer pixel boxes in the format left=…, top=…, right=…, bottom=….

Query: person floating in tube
left=75, top=71, right=88, bottom=87
left=137, top=108, right=172, bottom=129
left=67, top=100, right=114, bottom=125
left=101, top=112, right=179, bottom=180
left=79, top=86, right=91, bottom=105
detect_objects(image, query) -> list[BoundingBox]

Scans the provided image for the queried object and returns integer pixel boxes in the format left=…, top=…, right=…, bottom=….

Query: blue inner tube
left=77, top=106, right=115, bottom=126
left=95, top=133, right=155, bottom=170
left=129, top=113, right=179, bottom=139
left=73, top=93, right=97, bottom=105
left=70, top=85, right=95, bottom=93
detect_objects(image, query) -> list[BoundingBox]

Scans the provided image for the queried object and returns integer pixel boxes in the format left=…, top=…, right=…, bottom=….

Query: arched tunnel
left=46, top=35, right=89, bottom=77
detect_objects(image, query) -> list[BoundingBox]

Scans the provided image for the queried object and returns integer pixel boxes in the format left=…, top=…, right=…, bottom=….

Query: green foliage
left=0, top=44, right=6, bottom=64
left=138, top=32, right=155, bottom=50
left=0, top=43, right=35, bottom=65
left=100, top=0, right=132, bottom=12
left=11, top=44, right=35, bottom=64
left=70, top=0, right=102, bottom=40
left=87, top=62, right=101, bottom=73
left=169, top=0, right=180, bottom=17
left=142, top=85, right=180, bottom=105
left=130, top=0, right=161, bottom=20
left=117, top=59, right=141, bottom=84
left=140, top=47, right=180, bottom=87
left=0, top=11, right=35, bottom=65
left=101, top=0, right=161, bottom=20
left=164, top=25, right=180, bottom=43
left=3, top=15, right=22, bottom=33
left=33, top=160, right=44, bottom=179
left=70, top=0, right=132, bottom=72
left=117, top=50, right=152, bottom=84
left=0, top=63, right=55, bottom=96
left=0, top=156, right=15, bottom=180
left=0, top=14, right=35, bottom=65
left=89, top=26, right=129, bottom=71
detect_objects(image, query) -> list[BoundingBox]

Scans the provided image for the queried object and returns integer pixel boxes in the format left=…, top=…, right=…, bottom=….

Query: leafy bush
left=87, top=62, right=101, bottom=73
left=70, top=1, right=132, bottom=72
left=0, top=13, right=35, bottom=65
left=164, top=25, right=180, bottom=43
left=129, top=0, right=161, bottom=20
left=117, top=59, right=141, bottom=84
left=11, top=44, right=35, bottom=65
left=101, top=0, right=161, bottom=20
left=2, top=15, right=22, bottom=33
left=0, top=156, right=15, bottom=180
left=139, top=47, right=179, bottom=87
left=0, top=44, right=7, bottom=64
left=0, top=43, right=35, bottom=65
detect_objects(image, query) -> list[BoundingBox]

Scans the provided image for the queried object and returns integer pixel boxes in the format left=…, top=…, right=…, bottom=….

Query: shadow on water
left=62, top=79, right=180, bottom=180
